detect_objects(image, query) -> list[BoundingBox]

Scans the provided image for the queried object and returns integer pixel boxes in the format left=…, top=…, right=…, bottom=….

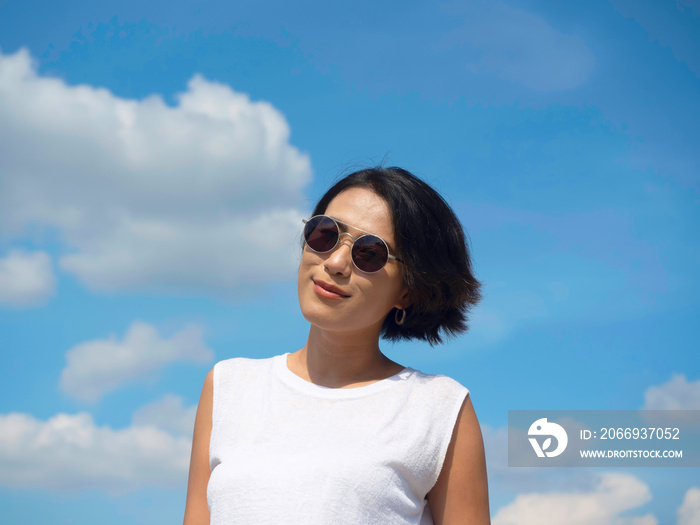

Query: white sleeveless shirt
left=207, top=354, right=469, bottom=525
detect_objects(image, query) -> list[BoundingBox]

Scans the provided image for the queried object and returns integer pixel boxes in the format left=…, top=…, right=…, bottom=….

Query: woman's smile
left=313, top=279, right=351, bottom=299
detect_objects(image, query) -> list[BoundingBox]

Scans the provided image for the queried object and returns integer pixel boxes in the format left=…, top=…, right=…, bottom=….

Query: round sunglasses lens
left=304, top=216, right=339, bottom=252
left=352, top=235, right=389, bottom=273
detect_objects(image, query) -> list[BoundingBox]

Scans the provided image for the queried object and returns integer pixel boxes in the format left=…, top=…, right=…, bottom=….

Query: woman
left=184, top=167, right=490, bottom=524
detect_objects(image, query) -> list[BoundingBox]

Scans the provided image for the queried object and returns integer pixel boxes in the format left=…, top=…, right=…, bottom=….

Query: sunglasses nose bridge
left=333, top=231, right=356, bottom=257
left=337, top=231, right=356, bottom=245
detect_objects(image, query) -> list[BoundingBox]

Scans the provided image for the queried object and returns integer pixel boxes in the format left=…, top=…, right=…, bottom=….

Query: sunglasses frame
left=302, top=215, right=404, bottom=274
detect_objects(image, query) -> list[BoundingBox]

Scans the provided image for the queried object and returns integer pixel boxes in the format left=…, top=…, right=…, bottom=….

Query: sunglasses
left=302, top=215, right=404, bottom=273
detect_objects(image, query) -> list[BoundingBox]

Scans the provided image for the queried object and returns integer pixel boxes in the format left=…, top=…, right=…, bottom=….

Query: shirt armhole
left=429, top=387, right=470, bottom=494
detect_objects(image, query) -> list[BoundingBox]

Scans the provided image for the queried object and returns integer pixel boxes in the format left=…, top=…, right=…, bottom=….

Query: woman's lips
left=313, top=279, right=350, bottom=299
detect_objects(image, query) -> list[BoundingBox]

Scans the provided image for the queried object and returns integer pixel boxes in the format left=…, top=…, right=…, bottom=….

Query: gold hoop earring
left=395, top=308, right=406, bottom=326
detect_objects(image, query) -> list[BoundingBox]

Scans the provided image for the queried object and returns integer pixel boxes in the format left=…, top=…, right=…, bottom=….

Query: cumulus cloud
left=60, top=321, right=213, bottom=402
left=0, top=411, right=190, bottom=492
left=677, top=487, right=700, bottom=525
left=0, top=48, right=311, bottom=295
left=492, top=472, right=657, bottom=525
left=131, top=394, right=197, bottom=438
left=0, top=249, right=55, bottom=307
left=440, top=1, right=595, bottom=91
left=643, top=374, right=700, bottom=410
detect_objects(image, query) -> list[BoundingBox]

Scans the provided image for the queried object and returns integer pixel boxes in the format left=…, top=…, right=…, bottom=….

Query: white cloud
left=0, top=411, right=190, bottom=492
left=492, top=472, right=657, bottom=525
left=677, top=487, right=700, bottom=525
left=131, top=394, right=197, bottom=438
left=0, top=249, right=55, bottom=307
left=60, top=321, right=213, bottom=402
left=59, top=207, right=305, bottom=293
left=441, top=1, right=595, bottom=91
left=643, top=374, right=700, bottom=410
left=0, top=48, right=311, bottom=295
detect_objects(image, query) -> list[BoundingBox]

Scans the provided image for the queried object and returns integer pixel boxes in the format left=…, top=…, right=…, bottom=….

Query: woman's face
left=297, top=187, right=409, bottom=337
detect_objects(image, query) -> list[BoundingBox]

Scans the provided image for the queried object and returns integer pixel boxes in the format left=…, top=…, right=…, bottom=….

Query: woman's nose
left=324, top=235, right=354, bottom=275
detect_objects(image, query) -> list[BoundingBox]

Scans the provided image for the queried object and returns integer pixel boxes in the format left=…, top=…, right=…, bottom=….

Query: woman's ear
left=395, top=288, right=413, bottom=310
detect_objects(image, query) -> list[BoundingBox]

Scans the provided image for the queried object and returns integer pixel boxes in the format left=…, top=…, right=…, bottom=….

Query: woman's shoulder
left=209, top=355, right=286, bottom=413
left=401, top=368, right=471, bottom=416
left=408, top=368, right=470, bottom=396
left=212, top=353, right=283, bottom=383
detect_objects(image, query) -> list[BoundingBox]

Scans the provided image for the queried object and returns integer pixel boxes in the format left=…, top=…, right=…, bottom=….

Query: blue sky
left=0, top=0, right=698, bottom=523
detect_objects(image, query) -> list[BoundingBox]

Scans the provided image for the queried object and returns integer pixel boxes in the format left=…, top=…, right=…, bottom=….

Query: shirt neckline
left=274, top=353, right=414, bottom=399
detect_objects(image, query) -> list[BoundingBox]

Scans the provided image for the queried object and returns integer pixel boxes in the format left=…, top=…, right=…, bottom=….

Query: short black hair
left=311, top=166, right=481, bottom=345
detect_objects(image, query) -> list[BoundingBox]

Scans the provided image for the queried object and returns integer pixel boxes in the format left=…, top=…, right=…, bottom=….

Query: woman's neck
left=288, top=326, right=403, bottom=388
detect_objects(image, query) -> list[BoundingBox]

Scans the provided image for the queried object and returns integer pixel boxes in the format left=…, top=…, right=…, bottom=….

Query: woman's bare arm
left=183, top=368, right=214, bottom=525
left=428, top=396, right=491, bottom=525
